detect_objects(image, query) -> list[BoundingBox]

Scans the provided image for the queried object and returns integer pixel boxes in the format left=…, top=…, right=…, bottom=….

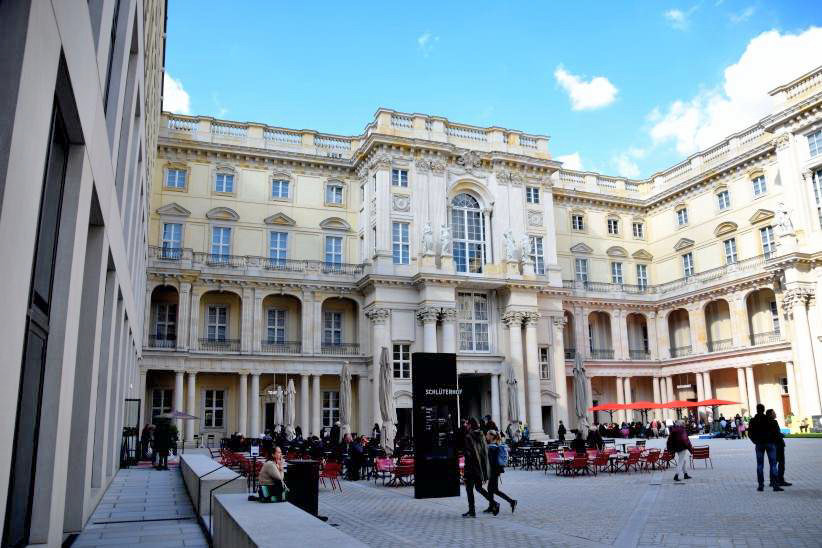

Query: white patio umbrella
left=573, top=353, right=591, bottom=437
left=339, top=361, right=352, bottom=439
left=285, top=378, right=296, bottom=440
left=378, top=347, right=397, bottom=454
left=273, top=385, right=284, bottom=427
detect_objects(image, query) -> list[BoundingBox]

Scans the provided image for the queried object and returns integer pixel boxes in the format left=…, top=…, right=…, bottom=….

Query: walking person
left=666, top=420, right=692, bottom=482
left=153, top=419, right=172, bottom=470
left=748, top=404, right=783, bottom=492
left=484, top=430, right=517, bottom=514
left=557, top=420, right=566, bottom=442
left=766, top=409, right=791, bottom=487
left=462, top=417, right=497, bottom=517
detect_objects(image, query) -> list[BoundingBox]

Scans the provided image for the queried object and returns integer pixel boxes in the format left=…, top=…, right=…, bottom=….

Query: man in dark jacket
left=748, top=404, right=783, bottom=492
left=462, top=417, right=497, bottom=517
left=557, top=421, right=566, bottom=442
left=666, top=420, right=692, bottom=482
left=767, top=409, right=791, bottom=487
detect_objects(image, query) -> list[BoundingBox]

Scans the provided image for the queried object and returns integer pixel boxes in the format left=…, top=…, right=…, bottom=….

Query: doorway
left=541, top=405, right=553, bottom=437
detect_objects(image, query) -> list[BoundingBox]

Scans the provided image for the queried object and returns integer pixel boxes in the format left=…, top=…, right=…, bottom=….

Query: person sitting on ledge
left=258, top=446, right=287, bottom=502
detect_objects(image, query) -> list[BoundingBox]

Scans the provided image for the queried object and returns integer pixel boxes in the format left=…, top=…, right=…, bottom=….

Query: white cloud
left=730, top=6, right=756, bottom=23
left=212, top=92, right=228, bottom=118
left=554, top=65, right=618, bottom=111
left=663, top=6, right=697, bottom=30
left=649, top=27, right=822, bottom=155
left=612, top=147, right=646, bottom=178
left=556, top=152, right=583, bottom=171
left=163, top=73, right=190, bottom=114
left=417, top=32, right=439, bottom=57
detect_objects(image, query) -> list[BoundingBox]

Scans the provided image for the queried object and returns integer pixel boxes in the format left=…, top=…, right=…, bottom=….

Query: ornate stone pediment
left=264, top=212, right=296, bottom=226
left=205, top=206, right=239, bottom=221
left=319, top=217, right=351, bottom=231
left=673, top=238, right=694, bottom=251
left=714, top=221, right=738, bottom=237
left=156, top=202, right=191, bottom=217
left=606, top=246, right=628, bottom=257
left=749, top=209, right=774, bottom=224
left=570, top=243, right=593, bottom=254
left=632, top=249, right=653, bottom=260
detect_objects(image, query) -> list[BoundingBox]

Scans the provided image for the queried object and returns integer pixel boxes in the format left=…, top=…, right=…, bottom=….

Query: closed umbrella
left=339, top=361, right=352, bottom=439
left=285, top=378, right=296, bottom=439
left=378, top=347, right=397, bottom=454
left=505, top=362, right=519, bottom=425
left=273, top=386, right=284, bottom=427
left=572, top=353, right=590, bottom=436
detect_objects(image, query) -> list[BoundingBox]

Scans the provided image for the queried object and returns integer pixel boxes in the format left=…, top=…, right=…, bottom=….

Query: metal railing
left=204, top=253, right=246, bottom=267
left=589, top=349, right=614, bottom=360
left=750, top=331, right=782, bottom=346
left=260, top=341, right=302, bottom=354
left=629, top=349, right=651, bottom=360
left=564, top=348, right=576, bottom=360
left=321, top=343, right=360, bottom=355
left=707, top=338, right=733, bottom=352
left=670, top=345, right=693, bottom=358
left=148, top=335, right=176, bottom=349
left=156, top=247, right=182, bottom=260
left=198, top=338, right=240, bottom=352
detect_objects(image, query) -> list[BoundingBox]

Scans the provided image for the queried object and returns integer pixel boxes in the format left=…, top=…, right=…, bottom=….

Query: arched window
left=451, top=193, right=485, bottom=273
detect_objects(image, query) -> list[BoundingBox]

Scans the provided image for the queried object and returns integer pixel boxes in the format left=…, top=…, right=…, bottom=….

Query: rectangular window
left=717, top=190, right=731, bottom=210
left=539, top=347, right=550, bottom=380
left=683, top=252, right=694, bottom=277
left=723, top=238, right=738, bottom=264
left=780, top=377, right=789, bottom=395
left=636, top=263, right=648, bottom=289
left=271, top=179, right=290, bottom=199
left=207, top=305, right=228, bottom=341
left=155, top=303, right=177, bottom=342
left=323, top=312, right=342, bottom=345
left=326, top=184, right=344, bottom=204
left=269, top=231, right=288, bottom=263
left=211, top=226, right=231, bottom=258
left=391, top=168, right=408, bottom=187
left=266, top=309, right=286, bottom=344
left=611, top=262, right=623, bottom=284
left=607, top=218, right=619, bottom=235
left=809, top=129, right=822, bottom=157
left=392, top=222, right=410, bottom=264
left=760, top=225, right=775, bottom=258
left=752, top=175, right=767, bottom=197
left=165, top=168, right=186, bottom=189
left=632, top=222, right=644, bottom=239
left=204, top=389, right=225, bottom=428
left=393, top=343, right=411, bottom=379
left=574, top=258, right=588, bottom=282
left=161, top=223, right=182, bottom=258
left=152, top=388, right=173, bottom=420
left=457, top=292, right=490, bottom=352
left=571, top=214, right=584, bottom=231
left=215, top=173, right=234, bottom=193
left=325, top=235, right=343, bottom=265
left=769, top=301, right=780, bottom=334
left=322, top=391, right=340, bottom=428
left=812, top=169, right=822, bottom=229
left=530, top=236, right=545, bottom=275
left=526, top=186, right=540, bottom=204
left=677, top=208, right=688, bottom=226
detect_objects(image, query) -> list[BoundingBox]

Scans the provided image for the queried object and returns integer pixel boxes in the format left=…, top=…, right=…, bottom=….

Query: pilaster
left=502, top=310, right=527, bottom=422
left=178, top=282, right=191, bottom=351
left=523, top=312, right=543, bottom=437
left=440, top=307, right=457, bottom=353
left=551, top=316, right=569, bottom=432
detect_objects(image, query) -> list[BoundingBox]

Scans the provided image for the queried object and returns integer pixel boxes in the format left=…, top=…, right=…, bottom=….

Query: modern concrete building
left=142, top=66, right=822, bottom=445
left=0, top=1, right=164, bottom=545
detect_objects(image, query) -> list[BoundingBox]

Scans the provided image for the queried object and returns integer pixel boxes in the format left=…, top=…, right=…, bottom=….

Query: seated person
left=258, top=446, right=287, bottom=501
left=571, top=431, right=587, bottom=455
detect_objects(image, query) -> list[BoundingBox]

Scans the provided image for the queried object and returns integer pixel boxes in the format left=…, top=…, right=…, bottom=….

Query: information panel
left=412, top=352, right=460, bottom=499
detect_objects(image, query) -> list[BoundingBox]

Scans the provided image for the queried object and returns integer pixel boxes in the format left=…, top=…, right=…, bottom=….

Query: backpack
left=495, top=443, right=508, bottom=467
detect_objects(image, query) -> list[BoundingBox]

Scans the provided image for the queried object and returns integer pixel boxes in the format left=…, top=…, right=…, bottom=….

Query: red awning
left=660, top=400, right=701, bottom=409
left=588, top=403, right=627, bottom=412
left=623, top=401, right=663, bottom=410
left=696, top=399, right=739, bottom=407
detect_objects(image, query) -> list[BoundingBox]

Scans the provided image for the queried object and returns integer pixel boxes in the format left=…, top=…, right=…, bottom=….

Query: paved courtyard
left=319, top=438, right=822, bottom=548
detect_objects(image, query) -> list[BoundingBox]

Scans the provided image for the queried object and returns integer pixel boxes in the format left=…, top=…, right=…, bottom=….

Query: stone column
left=250, top=373, right=261, bottom=437
left=241, top=288, right=254, bottom=353
left=666, top=376, right=675, bottom=419
left=301, top=291, right=314, bottom=354
left=736, top=368, right=749, bottom=415
left=656, top=312, right=670, bottom=360
left=300, top=374, right=310, bottom=434
left=689, top=302, right=708, bottom=354
left=730, top=292, right=748, bottom=348
left=551, top=317, right=569, bottom=432
left=358, top=374, right=369, bottom=434
left=703, top=371, right=714, bottom=426
left=617, top=310, right=629, bottom=359
left=807, top=295, right=822, bottom=408
left=189, top=287, right=202, bottom=350
left=623, top=377, right=633, bottom=421
left=252, top=289, right=263, bottom=353
left=186, top=372, right=197, bottom=442
left=441, top=307, right=457, bottom=353
left=652, top=377, right=662, bottom=420
left=178, top=282, right=191, bottom=351
left=503, top=311, right=527, bottom=422
left=174, top=371, right=184, bottom=434
left=695, top=372, right=705, bottom=422
left=491, top=373, right=501, bottom=428
left=417, top=307, right=439, bottom=352
left=585, top=376, right=594, bottom=424
left=238, top=372, right=248, bottom=436
left=616, top=377, right=625, bottom=424
left=574, top=306, right=586, bottom=359
left=138, top=370, right=147, bottom=428
left=745, top=366, right=758, bottom=412
left=143, top=287, right=153, bottom=348
left=785, top=361, right=799, bottom=417
left=784, top=289, right=821, bottom=416
left=311, top=374, right=321, bottom=436
left=608, top=311, right=621, bottom=359
left=646, top=312, right=658, bottom=360
left=366, top=308, right=391, bottom=426
left=524, top=312, right=544, bottom=437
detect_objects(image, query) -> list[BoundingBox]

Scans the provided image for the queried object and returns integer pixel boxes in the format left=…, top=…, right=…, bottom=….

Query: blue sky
left=163, top=1, right=821, bottom=178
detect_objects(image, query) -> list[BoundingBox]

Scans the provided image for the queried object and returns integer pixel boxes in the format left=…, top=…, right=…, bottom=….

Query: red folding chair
left=690, top=446, right=712, bottom=468
left=320, top=461, right=343, bottom=491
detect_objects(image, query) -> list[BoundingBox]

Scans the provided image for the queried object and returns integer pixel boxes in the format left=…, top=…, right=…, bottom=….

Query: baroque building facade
left=142, top=66, right=822, bottom=447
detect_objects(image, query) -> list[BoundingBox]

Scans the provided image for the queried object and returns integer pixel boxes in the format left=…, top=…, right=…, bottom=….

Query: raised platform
left=213, top=493, right=367, bottom=548
left=179, top=452, right=247, bottom=519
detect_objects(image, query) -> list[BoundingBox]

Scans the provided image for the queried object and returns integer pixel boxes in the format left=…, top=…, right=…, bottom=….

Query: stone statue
left=774, top=202, right=795, bottom=237
left=422, top=222, right=434, bottom=254
left=519, top=234, right=532, bottom=262
left=439, top=224, right=452, bottom=255
left=503, top=230, right=517, bottom=261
